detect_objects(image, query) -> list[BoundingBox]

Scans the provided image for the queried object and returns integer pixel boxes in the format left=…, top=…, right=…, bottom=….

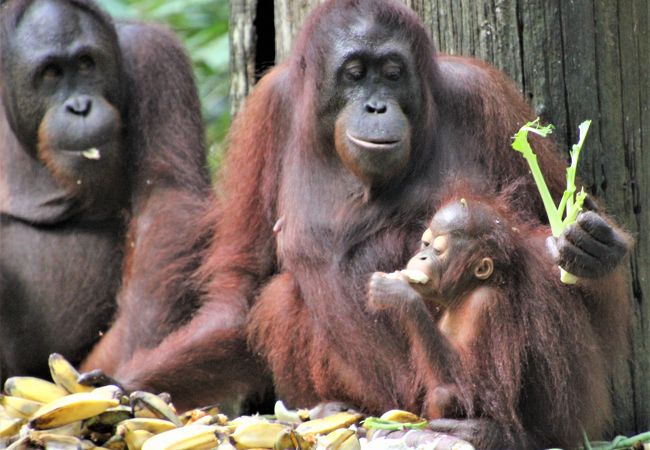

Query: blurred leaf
left=195, top=34, right=229, bottom=70
left=96, top=0, right=136, bottom=17
left=96, top=0, right=230, bottom=174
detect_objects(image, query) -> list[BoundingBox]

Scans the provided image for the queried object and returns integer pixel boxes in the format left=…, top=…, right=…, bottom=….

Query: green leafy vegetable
left=575, top=430, right=650, bottom=450
left=512, top=118, right=591, bottom=284
left=362, top=417, right=428, bottom=431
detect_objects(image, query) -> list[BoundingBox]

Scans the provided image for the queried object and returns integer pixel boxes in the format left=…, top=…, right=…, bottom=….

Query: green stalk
left=512, top=119, right=563, bottom=236
left=512, top=119, right=592, bottom=284
left=362, top=417, right=428, bottom=431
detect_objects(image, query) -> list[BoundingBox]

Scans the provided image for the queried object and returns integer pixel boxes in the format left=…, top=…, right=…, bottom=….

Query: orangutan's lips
left=59, top=144, right=105, bottom=159
left=346, top=132, right=401, bottom=150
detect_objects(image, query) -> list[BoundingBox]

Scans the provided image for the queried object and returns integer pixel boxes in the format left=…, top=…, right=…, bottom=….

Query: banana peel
left=315, top=428, right=360, bottom=450
left=4, top=377, right=68, bottom=404
left=295, top=412, right=362, bottom=437
left=48, top=354, right=93, bottom=395
left=140, top=424, right=218, bottom=450
left=30, top=392, right=119, bottom=429
left=232, top=421, right=289, bottom=449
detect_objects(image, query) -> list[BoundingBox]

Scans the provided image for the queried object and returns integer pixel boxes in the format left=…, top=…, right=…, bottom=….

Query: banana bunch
left=0, top=353, right=224, bottom=450
left=0, top=353, right=474, bottom=450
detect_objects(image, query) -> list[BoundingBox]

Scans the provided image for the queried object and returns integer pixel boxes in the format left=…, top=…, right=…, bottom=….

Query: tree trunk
left=230, top=0, right=650, bottom=435
left=228, top=0, right=257, bottom=116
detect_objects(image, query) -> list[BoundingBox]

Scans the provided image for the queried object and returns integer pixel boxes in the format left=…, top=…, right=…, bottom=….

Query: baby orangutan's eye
left=421, top=228, right=433, bottom=247
left=432, top=235, right=448, bottom=255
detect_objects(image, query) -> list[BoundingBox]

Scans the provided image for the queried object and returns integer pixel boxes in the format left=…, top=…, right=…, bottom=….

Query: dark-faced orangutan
left=0, top=0, right=210, bottom=381
left=368, top=187, right=627, bottom=448
left=77, top=0, right=631, bottom=437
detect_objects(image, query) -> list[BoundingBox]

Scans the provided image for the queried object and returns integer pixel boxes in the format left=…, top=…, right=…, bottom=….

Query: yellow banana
left=124, top=429, right=154, bottom=450
left=274, top=400, right=308, bottom=424
left=102, top=434, right=125, bottom=449
left=4, top=377, right=68, bottom=404
left=129, top=391, right=182, bottom=427
left=378, top=410, right=422, bottom=424
left=29, top=392, right=119, bottom=430
left=117, top=418, right=177, bottom=435
left=216, top=441, right=238, bottom=450
left=48, top=354, right=93, bottom=394
left=0, top=395, right=43, bottom=418
left=0, top=417, right=23, bottom=437
left=187, top=415, right=216, bottom=426
left=140, top=424, right=218, bottom=450
left=295, top=412, right=362, bottom=437
left=35, top=433, right=83, bottom=450
left=316, top=428, right=360, bottom=450
left=231, top=421, right=288, bottom=449
left=274, top=429, right=311, bottom=450
left=92, top=385, right=125, bottom=401
left=5, top=435, right=29, bottom=449
left=28, top=422, right=83, bottom=439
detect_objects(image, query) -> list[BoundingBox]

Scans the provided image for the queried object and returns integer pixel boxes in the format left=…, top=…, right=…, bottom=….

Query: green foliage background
left=96, top=0, right=230, bottom=170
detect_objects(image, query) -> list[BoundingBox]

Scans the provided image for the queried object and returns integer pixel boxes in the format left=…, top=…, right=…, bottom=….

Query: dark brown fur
left=0, top=0, right=210, bottom=382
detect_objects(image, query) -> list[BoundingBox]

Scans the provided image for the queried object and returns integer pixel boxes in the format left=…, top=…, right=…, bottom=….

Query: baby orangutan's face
left=402, top=201, right=494, bottom=301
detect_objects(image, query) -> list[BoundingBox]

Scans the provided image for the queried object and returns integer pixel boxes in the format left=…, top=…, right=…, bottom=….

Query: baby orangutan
left=368, top=193, right=615, bottom=449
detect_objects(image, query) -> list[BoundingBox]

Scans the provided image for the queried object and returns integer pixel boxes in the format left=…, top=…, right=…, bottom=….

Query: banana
left=36, top=433, right=83, bottom=450
left=117, top=418, right=177, bottom=435
left=4, top=377, right=69, bottom=404
left=181, top=406, right=222, bottom=426
left=129, top=391, right=182, bottom=427
left=0, top=417, right=23, bottom=437
left=231, top=421, right=289, bottom=449
left=216, top=441, right=238, bottom=450
left=92, top=385, right=125, bottom=402
left=6, top=435, right=30, bottom=450
left=48, top=354, right=93, bottom=394
left=335, top=432, right=360, bottom=450
left=295, top=412, right=363, bottom=437
left=274, top=429, right=310, bottom=450
left=378, top=410, right=422, bottom=424
left=140, top=424, right=218, bottom=450
left=123, top=429, right=153, bottom=450
left=29, top=392, right=119, bottom=430
left=273, top=400, right=309, bottom=424
left=316, top=428, right=360, bottom=450
left=29, top=422, right=83, bottom=439
left=228, top=416, right=263, bottom=428
left=84, top=406, right=132, bottom=431
left=0, top=395, right=44, bottom=418
left=101, top=434, right=125, bottom=449
left=400, top=269, right=429, bottom=284
left=192, top=415, right=220, bottom=426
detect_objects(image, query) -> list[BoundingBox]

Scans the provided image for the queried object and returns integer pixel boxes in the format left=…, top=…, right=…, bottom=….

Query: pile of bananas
left=0, top=354, right=473, bottom=450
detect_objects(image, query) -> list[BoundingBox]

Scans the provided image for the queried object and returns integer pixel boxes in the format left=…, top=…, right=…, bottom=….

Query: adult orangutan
left=368, top=185, right=627, bottom=448
left=0, top=0, right=210, bottom=380
left=81, top=0, right=630, bottom=441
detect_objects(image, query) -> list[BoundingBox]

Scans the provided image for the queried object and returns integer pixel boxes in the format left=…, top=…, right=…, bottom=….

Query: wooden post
left=229, top=0, right=257, bottom=116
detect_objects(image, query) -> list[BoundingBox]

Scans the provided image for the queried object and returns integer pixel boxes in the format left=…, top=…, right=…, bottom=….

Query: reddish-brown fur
left=79, top=1, right=629, bottom=442
left=79, top=18, right=215, bottom=369
left=369, top=186, right=619, bottom=448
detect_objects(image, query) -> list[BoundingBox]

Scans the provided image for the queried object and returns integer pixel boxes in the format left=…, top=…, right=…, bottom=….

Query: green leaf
left=511, top=120, right=562, bottom=236
left=511, top=118, right=592, bottom=284
left=361, top=417, right=428, bottom=431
